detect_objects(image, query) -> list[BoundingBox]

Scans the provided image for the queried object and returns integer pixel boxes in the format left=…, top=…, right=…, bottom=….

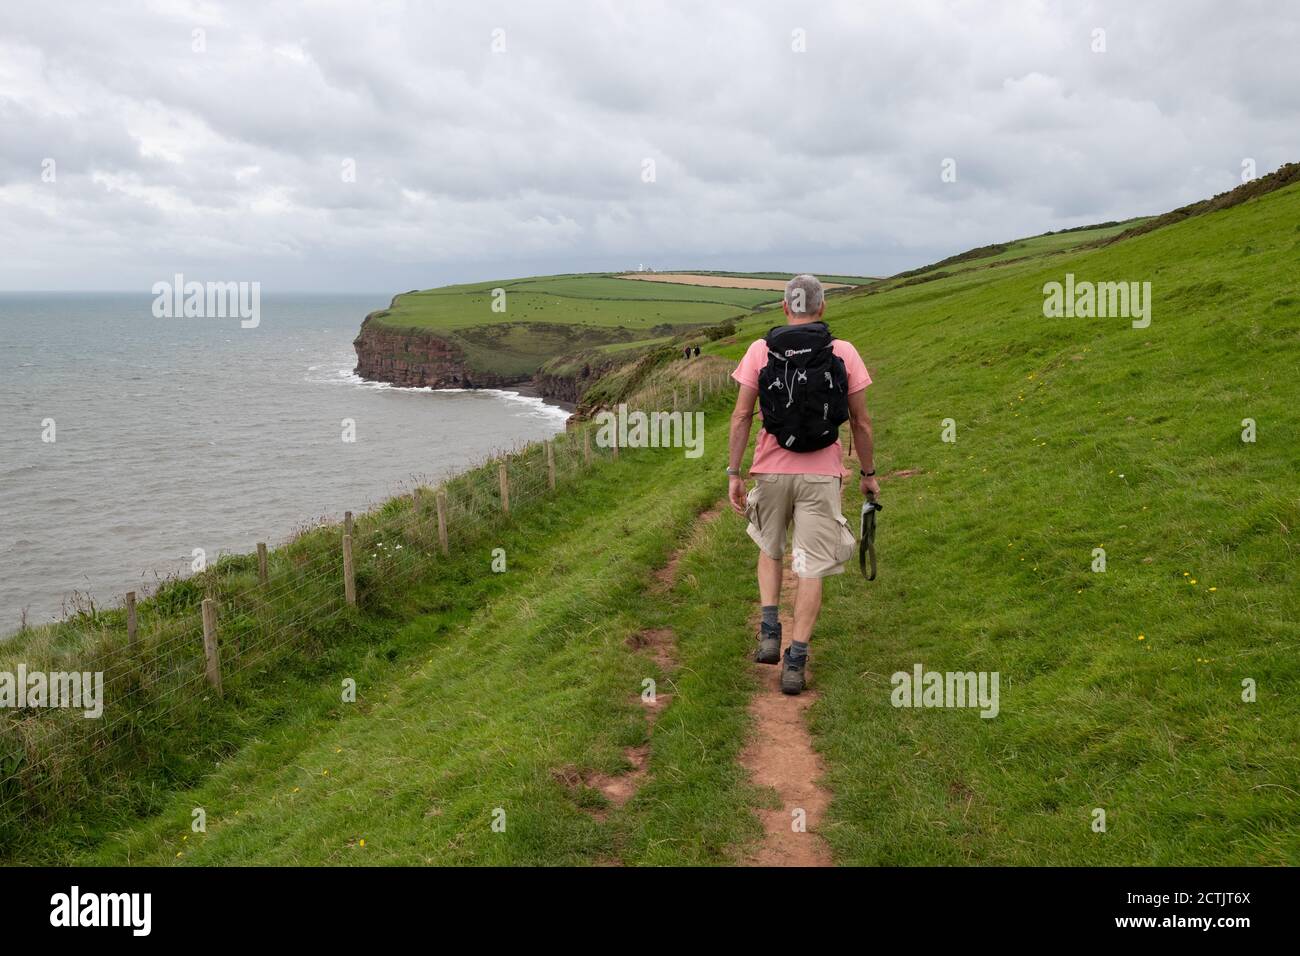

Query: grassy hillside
left=872, top=218, right=1148, bottom=292
left=8, top=177, right=1297, bottom=866
left=710, top=178, right=1300, bottom=863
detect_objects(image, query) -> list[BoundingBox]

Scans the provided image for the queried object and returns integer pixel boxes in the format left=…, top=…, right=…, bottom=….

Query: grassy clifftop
left=355, top=272, right=778, bottom=386
left=354, top=272, right=875, bottom=389
left=8, top=173, right=1297, bottom=866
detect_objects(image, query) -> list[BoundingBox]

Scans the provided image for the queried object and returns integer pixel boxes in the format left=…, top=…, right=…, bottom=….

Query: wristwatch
left=725, top=467, right=741, bottom=477
left=861, top=468, right=876, bottom=477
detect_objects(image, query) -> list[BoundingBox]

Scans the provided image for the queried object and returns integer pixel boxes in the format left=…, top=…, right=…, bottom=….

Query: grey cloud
left=0, top=0, right=1296, bottom=292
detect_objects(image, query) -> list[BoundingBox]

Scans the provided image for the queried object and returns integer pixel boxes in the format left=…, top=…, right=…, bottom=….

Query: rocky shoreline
left=352, top=314, right=587, bottom=409
left=352, top=316, right=523, bottom=390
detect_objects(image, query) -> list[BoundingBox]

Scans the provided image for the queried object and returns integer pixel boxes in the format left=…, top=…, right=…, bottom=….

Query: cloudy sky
left=1, top=0, right=1296, bottom=292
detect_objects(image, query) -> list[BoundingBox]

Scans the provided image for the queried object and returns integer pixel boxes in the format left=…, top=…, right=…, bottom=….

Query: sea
left=0, top=292, right=570, bottom=634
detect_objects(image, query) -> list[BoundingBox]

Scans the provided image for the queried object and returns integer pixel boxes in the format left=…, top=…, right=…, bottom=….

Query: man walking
left=726, top=275, right=879, bottom=694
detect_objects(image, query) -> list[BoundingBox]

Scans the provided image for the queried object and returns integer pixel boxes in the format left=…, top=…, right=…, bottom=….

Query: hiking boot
left=780, top=647, right=807, bottom=695
left=754, top=621, right=781, bottom=664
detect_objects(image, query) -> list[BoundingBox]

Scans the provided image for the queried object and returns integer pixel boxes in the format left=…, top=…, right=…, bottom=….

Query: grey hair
left=784, top=274, right=825, bottom=316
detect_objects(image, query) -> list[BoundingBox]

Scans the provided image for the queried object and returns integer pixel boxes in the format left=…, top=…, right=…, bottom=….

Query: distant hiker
left=727, top=274, right=878, bottom=695
left=693, top=345, right=701, bottom=358
left=684, top=346, right=692, bottom=360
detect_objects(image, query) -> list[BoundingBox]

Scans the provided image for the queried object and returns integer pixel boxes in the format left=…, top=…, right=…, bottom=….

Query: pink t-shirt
left=732, top=335, right=871, bottom=477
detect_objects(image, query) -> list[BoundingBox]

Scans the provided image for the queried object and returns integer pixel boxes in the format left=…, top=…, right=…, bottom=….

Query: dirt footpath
left=740, top=556, right=834, bottom=866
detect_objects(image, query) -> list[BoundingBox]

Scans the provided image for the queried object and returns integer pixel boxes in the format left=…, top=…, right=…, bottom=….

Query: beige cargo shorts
left=744, top=473, right=857, bottom=578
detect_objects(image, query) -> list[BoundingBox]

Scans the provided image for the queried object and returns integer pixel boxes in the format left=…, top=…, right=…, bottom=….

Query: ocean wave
left=444, top=387, right=572, bottom=423
left=305, top=360, right=570, bottom=422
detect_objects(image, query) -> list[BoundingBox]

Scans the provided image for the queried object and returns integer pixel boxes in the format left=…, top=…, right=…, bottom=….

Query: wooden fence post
left=343, top=534, right=356, bottom=606
left=699, top=379, right=704, bottom=403
left=256, top=542, right=268, bottom=585
left=436, top=489, right=449, bottom=555
left=499, top=461, right=510, bottom=514
left=126, top=591, right=138, bottom=651
left=201, top=598, right=222, bottom=698
left=583, top=428, right=592, bottom=466
left=546, top=440, right=556, bottom=490
left=344, top=510, right=353, bottom=538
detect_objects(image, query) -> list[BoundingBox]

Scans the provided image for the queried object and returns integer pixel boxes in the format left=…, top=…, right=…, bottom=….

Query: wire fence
left=0, top=359, right=736, bottom=837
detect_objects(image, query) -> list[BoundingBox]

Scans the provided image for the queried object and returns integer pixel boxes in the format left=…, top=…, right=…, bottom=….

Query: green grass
left=377, top=290, right=747, bottom=334
left=373, top=274, right=776, bottom=334
left=5, top=367, right=763, bottom=866
left=9, top=178, right=1298, bottom=867
left=594, top=335, right=673, bottom=353
left=69, top=398, right=761, bottom=866
left=512, top=275, right=779, bottom=308
left=705, top=181, right=1300, bottom=864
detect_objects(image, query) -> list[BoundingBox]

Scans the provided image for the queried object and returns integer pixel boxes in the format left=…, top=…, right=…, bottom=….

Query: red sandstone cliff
left=352, top=316, right=525, bottom=390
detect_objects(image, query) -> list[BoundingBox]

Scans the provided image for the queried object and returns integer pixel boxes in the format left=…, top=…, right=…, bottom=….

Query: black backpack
left=756, top=322, right=850, bottom=452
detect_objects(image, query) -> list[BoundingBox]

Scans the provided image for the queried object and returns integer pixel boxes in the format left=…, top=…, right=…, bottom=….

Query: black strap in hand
left=859, top=494, right=882, bottom=581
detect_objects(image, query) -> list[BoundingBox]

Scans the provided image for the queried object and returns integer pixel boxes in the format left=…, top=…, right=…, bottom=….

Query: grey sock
left=761, top=605, right=779, bottom=629
left=789, top=640, right=809, bottom=662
